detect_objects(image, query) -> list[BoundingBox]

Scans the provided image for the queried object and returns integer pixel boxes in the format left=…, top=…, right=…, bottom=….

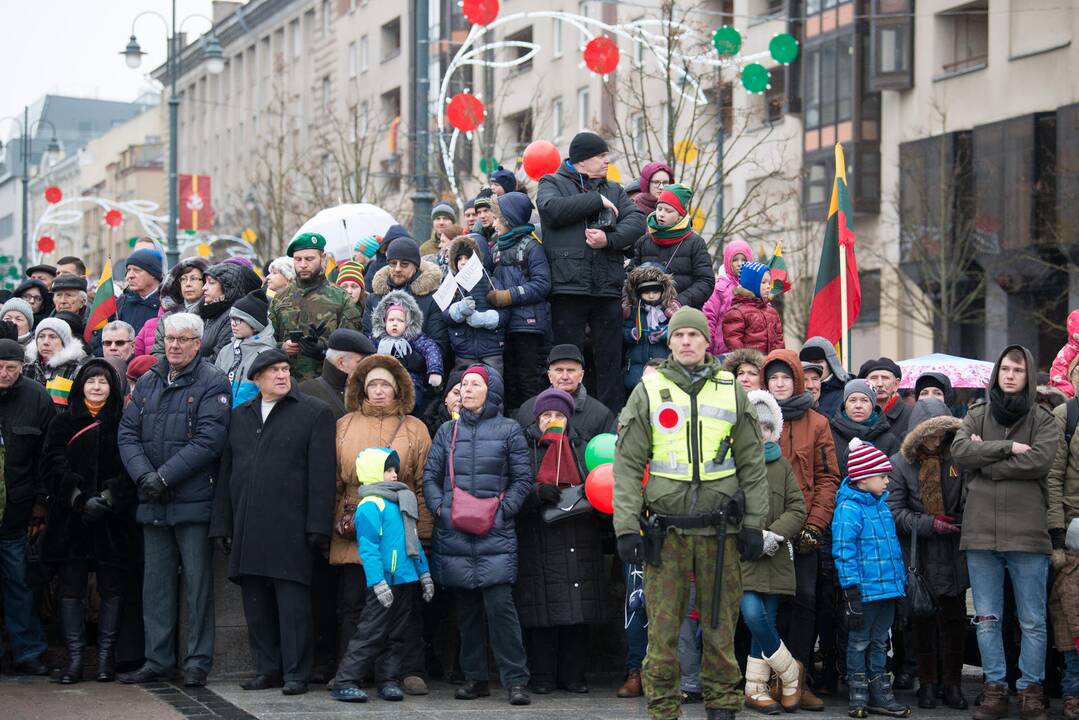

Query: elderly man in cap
left=210, top=350, right=335, bottom=696
left=299, top=328, right=375, bottom=420
left=517, top=343, right=616, bottom=441
left=859, top=357, right=911, bottom=440
left=27, top=263, right=58, bottom=289
left=800, top=337, right=851, bottom=419
left=363, top=235, right=449, bottom=356
left=51, top=273, right=89, bottom=324
left=537, top=131, right=646, bottom=413
left=269, top=232, right=363, bottom=382
left=117, top=249, right=163, bottom=336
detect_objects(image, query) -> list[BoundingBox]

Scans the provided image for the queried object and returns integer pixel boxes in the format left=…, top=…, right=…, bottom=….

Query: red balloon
left=446, top=93, right=486, bottom=133
left=44, top=186, right=62, bottom=204
left=583, top=36, right=620, bottom=75
left=461, top=0, right=499, bottom=26
left=522, top=140, right=561, bottom=180
left=37, top=236, right=55, bottom=253
left=585, top=463, right=615, bottom=515
left=105, top=209, right=123, bottom=227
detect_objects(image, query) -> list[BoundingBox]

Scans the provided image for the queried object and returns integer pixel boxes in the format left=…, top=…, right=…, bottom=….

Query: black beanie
left=386, top=237, right=422, bottom=267
left=763, top=359, right=794, bottom=383
left=0, top=338, right=23, bottom=361
left=568, top=132, right=609, bottom=164
left=230, top=288, right=270, bottom=332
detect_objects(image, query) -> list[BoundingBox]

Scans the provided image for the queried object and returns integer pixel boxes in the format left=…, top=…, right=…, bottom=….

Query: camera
left=588, top=207, right=617, bottom=233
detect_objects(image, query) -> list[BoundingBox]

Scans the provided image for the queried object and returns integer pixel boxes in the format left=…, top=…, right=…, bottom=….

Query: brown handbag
left=447, top=422, right=503, bottom=536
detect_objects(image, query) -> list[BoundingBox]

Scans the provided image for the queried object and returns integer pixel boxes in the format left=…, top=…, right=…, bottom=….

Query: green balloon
left=7, top=266, right=19, bottom=278
left=741, top=63, right=771, bottom=94
left=712, top=26, right=742, bottom=58
left=769, top=33, right=799, bottom=65
left=585, top=432, right=618, bottom=472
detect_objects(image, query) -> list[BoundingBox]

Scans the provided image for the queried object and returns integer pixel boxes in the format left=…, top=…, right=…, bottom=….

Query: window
left=936, top=1, right=988, bottom=76
left=802, top=152, right=835, bottom=219
left=360, top=35, right=369, bottom=72
left=578, top=1, right=590, bottom=18
left=381, top=18, right=401, bottom=62
left=869, top=0, right=914, bottom=90
left=802, top=36, right=853, bottom=130
left=0, top=213, right=12, bottom=240
left=765, top=70, right=786, bottom=124
left=322, top=76, right=331, bottom=112
left=348, top=42, right=357, bottom=78
left=552, top=97, right=563, bottom=140
left=506, top=27, right=533, bottom=74
left=507, top=109, right=534, bottom=156
left=381, top=87, right=401, bottom=123
left=322, top=0, right=332, bottom=36
left=577, top=87, right=590, bottom=129
left=552, top=18, right=563, bottom=57
left=767, top=0, right=784, bottom=14
left=348, top=106, right=357, bottom=143
left=632, top=113, right=646, bottom=146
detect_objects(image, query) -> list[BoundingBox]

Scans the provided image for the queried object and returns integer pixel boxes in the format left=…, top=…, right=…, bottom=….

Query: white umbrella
left=292, top=204, right=398, bottom=261
left=897, top=353, right=995, bottom=389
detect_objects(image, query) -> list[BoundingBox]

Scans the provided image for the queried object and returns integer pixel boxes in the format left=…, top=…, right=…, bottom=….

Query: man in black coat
left=0, top=339, right=54, bottom=675
left=299, top=329, right=374, bottom=420
left=517, top=344, right=616, bottom=440
left=536, top=132, right=646, bottom=413
left=859, top=357, right=912, bottom=441
left=210, top=351, right=336, bottom=696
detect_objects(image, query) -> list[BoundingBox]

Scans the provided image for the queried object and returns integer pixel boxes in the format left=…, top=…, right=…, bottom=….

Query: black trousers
left=337, top=564, right=366, bottom=664
left=456, top=584, right=529, bottom=687
left=310, top=555, right=338, bottom=671
left=57, top=561, right=124, bottom=600
left=550, top=295, right=624, bottom=413
left=335, top=582, right=418, bottom=687
left=239, top=576, right=313, bottom=682
left=503, top=332, right=545, bottom=415
left=784, top=548, right=819, bottom=667
left=524, top=624, right=587, bottom=687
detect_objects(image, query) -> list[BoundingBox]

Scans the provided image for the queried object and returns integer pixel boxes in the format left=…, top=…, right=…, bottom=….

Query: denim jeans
left=740, top=591, right=782, bottom=659
left=624, top=562, right=648, bottom=671
left=847, top=599, right=895, bottom=679
left=1063, top=651, right=1079, bottom=698
left=143, top=523, right=214, bottom=673
left=967, top=550, right=1048, bottom=691
left=0, top=535, right=47, bottom=663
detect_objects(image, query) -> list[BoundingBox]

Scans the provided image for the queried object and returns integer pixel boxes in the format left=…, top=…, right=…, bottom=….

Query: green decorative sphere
left=741, top=63, right=771, bottom=94
left=712, top=25, right=742, bottom=58
left=769, top=33, right=800, bottom=65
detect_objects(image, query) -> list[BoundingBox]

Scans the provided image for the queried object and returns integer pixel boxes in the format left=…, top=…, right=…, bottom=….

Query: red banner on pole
left=178, top=174, right=214, bottom=230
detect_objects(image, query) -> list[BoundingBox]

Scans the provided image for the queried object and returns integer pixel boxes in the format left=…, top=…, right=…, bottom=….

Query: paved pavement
left=0, top=675, right=184, bottom=720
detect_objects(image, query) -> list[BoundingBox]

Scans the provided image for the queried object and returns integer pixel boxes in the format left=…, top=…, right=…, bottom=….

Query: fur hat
left=746, top=389, right=783, bottom=439
left=723, top=347, right=765, bottom=376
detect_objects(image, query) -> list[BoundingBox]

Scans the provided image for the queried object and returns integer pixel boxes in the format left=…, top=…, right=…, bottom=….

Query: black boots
left=96, top=596, right=121, bottom=682
left=59, top=598, right=85, bottom=684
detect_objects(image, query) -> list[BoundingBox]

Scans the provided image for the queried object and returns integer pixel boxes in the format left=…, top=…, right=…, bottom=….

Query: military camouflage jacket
left=269, top=274, right=363, bottom=380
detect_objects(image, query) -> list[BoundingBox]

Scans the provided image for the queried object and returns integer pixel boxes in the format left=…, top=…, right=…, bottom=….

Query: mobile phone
left=288, top=330, right=303, bottom=344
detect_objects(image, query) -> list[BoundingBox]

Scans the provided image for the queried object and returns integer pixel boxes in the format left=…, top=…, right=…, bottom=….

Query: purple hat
left=533, top=387, right=575, bottom=420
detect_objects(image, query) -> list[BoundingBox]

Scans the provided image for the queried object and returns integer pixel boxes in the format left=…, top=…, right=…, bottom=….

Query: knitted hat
left=746, top=389, right=783, bottom=439
left=230, top=288, right=270, bottom=332
left=843, top=378, right=876, bottom=405
left=656, top=183, right=693, bottom=217
left=223, top=256, right=255, bottom=270
left=667, top=307, right=711, bottom=343
left=473, top=187, right=494, bottom=210
left=364, top=366, right=398, bottom=391
left=764, top=359, right=794, bottom=383
left=0, top=339, right=23, bottom=361
left=858, top=357, right=902, bottom=380
left=335, top=261, right=365, bottom=288
left=386, top=236, right=422, bottom=267
left=286, top=232, right=327, bottom=257
left=914, top=372, right=952, bottom=402
left=463, top=364, right=490, bottom=386
left=533, top=387, right=575, bottom=420
left=738, top=261, right=771, bottom=299
left=568, top=131, right=609, bottom=164
left=490, top=166, right=517, bottom=195
left=246, top=349, right=290, bottom=380
left=0, top=297, right=34, bottom=330
left=126, top=354, right=157, bottom=382
left=383, top=448, right=402, bottom=473
left=35, top=317, right=74, bottom=347
left=52, top=274, right=88, bottom=292
left=431, top=200, right=457, bottom=221
left=126, top=248, right=163, bottom=281
left=846, top=438, right=893, bottom=483
left=463, top=198, right=476, bottom=212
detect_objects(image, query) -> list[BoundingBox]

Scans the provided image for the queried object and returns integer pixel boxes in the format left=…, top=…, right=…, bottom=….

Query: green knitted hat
left=656, top=183, right=694, bottom=216
left=667, top=306, right=711, bottom=343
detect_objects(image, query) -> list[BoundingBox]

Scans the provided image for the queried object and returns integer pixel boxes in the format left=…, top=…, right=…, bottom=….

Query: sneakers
left=973, top=682, right=1010, bottom=720
left=1018, top=683, right=1048, bottom=720
left=866, top=673, right=911, bottom=718
left=617, top=669, right=643, bottom=698
left=330, top=686, right=369, bottom=703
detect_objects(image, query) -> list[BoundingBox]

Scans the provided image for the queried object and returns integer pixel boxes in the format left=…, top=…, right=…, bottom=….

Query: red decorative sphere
left=583, top=36, right=620, bottom=75
left=37, top=236, right=55, bottom=253
left=105, top=209, right=123, bottom=227
left=446, top=93, right=486, bottom=133
left=44, top=186, right=62, bottom=204
left=584, top=463, right=615, bottom=515
left=521, top=140, right=561, bottom=180
left=461, top=0, right=499, bottom=26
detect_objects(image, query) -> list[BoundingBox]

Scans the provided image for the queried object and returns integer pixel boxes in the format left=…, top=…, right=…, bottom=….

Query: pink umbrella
left=897, top=353, right=994, bottom=389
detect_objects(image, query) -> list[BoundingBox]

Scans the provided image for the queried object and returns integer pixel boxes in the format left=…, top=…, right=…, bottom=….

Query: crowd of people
left=0, top=130, right=1078, bottom=720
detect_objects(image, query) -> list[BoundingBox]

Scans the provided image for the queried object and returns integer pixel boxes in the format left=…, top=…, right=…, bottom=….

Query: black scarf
left=778, top=391, right=815, bottom=421
left=989, top=385, right=1030, bottom=428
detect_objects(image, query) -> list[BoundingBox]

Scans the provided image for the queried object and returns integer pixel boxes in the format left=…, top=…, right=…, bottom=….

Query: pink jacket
left=1050, top=309, right=1079, bottom=398
left=133, top=306, right=163, bottom=358
left=703, top=239, right=753, bottom=355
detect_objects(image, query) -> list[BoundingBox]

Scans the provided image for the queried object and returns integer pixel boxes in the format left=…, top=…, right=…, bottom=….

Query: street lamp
left=121, top=4, right=223, bottom=269
left=0, top=109, right=62, bottom=274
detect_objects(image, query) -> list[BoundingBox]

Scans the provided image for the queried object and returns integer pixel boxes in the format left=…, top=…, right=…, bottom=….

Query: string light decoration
left=439, top=4, right=799, bottom=204
left=31, top=196, right=167, bottom=265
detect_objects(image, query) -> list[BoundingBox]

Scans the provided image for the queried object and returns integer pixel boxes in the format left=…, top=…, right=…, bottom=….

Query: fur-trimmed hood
left=161, top=257, right=210, bottom=311
left=371, top=290, right=425, bottom=340
left=722, top=347, right=765, bottom=375
left=622, top=264, right=678, bottom=312
left=370, top=259, right=443, bottom=297
left=25, top=334, right=87, bottom=368
left=899, top=398, right=961, bottom=464
left=343, top=353, right=415, bottom=414
left=448, top=234, right=481, bottom=274
left=747, top=388, right=783, bottom=439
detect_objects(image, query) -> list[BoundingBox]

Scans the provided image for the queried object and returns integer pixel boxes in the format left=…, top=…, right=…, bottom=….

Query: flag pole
left=836, top=143, right=850, bottom=374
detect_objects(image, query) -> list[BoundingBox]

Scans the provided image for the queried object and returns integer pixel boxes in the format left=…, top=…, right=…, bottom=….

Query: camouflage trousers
left=643, top=532, right=742, bottom=719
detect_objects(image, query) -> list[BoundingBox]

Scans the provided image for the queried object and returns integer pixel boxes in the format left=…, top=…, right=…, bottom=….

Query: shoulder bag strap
left=448, top=421, right=459, bottom=489
left=67, top=420, right=102, bottom=447
left=909, top=523, right=919, bottom=571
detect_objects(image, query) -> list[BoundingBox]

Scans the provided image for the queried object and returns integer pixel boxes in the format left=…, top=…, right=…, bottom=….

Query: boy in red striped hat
left=832, top=437, right=909, bottom=719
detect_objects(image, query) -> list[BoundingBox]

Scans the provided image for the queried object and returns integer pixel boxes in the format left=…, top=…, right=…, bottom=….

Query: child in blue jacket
left=832, top=438, right=909, bottom=719
left=331, top=448, right=434, bottom=704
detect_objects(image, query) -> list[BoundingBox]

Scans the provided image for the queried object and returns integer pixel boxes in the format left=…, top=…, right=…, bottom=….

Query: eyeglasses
left=164, top=336, right=199, bottom=346
left=102, top=340, right=132, bottom=347
left=179, top=275, right=204, bottom=285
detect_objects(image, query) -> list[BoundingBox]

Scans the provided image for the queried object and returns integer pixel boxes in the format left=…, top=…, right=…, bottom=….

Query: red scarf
left=536, top=423, right=582, bottom=487
left=883, top=394, right=899, bottom=412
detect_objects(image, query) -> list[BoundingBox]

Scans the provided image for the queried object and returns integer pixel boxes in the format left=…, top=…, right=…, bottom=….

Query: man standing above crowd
left=117, top=249, right=163, bottom=337
left=537, top=131, right=646, bottom=413
left=517, top=344, right=615, bottom=439
left=859, top=357, right=911, bottom=440
left=270, top=233, right=363, bottom=382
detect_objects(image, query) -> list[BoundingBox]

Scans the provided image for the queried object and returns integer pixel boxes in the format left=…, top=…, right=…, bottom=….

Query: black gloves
left=298, top=322, right=328, bottom=360
left=81, top=496, right=113, bottom=523
left=1051, top=528, right=1067, bottom=551
left=307, top=533, right=330, bottom=558
left=843, top=586, right=864, bottom=631
left=738, top=527, right=765, bottom=562
left=535, top=483, right=561, bottom=505
left=215, top=537, right=232, bottom=556
left=137, top=472, right=170, bottom=504
left=797, top=524, right=823, bottom=554
left=617, top=533, right=644, bottom=565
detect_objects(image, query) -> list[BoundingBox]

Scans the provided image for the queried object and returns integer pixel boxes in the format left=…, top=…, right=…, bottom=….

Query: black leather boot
left=59, top=598, right=85, bottom=684
left=95, top=596, right=121, bottom=682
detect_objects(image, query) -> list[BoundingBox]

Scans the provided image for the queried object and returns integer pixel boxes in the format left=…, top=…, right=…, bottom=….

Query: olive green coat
left=740, top=453, right=805, bottom=596
left=268, top=273, right=363, bottom=381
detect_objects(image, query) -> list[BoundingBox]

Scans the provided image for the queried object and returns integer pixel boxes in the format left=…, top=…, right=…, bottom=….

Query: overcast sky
left=0, top=0, right=215, bottom=133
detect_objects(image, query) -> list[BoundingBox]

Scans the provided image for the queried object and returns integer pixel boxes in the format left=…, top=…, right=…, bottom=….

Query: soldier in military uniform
left=269, top=233, right=363, bottom=381
left=613, top=307, right=769, bottom=720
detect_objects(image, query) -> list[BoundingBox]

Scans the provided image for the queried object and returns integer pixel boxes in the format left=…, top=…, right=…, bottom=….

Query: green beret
left=287, top=232, right=327, bottom=257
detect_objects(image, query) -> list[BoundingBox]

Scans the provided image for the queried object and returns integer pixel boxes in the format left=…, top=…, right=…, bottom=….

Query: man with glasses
left=362, top=235, right=449, bottom=357
left=101, top=321, right=137, bottom=363
left=117, top=313, right=231, bottom=688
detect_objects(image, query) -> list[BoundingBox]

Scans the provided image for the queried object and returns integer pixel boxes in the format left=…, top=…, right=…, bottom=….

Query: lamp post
left=410, top=0, right=434, bottom=244
left=121, top=3, right=224, bottom=269
left=0, top=109, right=62, bottom=275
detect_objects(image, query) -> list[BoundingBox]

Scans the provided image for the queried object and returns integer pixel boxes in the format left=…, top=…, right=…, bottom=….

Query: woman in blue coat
left=422, top=364, right=533, bottom=706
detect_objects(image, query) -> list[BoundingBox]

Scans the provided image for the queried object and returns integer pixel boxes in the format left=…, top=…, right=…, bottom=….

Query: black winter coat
left=298, top=361, right=350, bottom=419
left=536, top=161, right=646, bottom=298
left=632, top=231, right=716, bottom=310
left=517, top=384, right=616, bottom=442
left=118, top=357, right=231, bottom=526
left=209, top=386, right=336, bottom=585
left=423, top=368, right=533, bottom=589
left=514, top=420, right=607, bottom=628
left=116, top=288, right=161, bottom=337
left=830, top=411, right=900, bottom=477
left=0, top=376, right=54, bottom=539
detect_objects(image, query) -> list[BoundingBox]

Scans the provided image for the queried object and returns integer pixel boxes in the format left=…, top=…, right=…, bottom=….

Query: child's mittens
left=373, top=580, right=394, bottom=608
left=467, top=309, right=500, bottom=329
left=486, top=288, right=512, bottom=307
left=449, top=297, right=477, bottom=322
left=761, top=530, right=784, bottom=557
left=421, top=573, right=435, bottom=602
left=428, top=374, right=442, bottom=388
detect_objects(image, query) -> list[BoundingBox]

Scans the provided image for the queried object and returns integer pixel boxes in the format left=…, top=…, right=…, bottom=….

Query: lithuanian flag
left=324, top=254, right=338, bottom=283
left=46, top=376, right=73, bottom=406
left=84, top=258, right=117, bottom=342
left=806, top=144, right=861, bottom=345
left=767, top=242, right=790, bottom=295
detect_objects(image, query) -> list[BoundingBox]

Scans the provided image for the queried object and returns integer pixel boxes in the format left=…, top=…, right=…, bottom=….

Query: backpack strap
left=1066, top=397, right=1079, bottom=450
